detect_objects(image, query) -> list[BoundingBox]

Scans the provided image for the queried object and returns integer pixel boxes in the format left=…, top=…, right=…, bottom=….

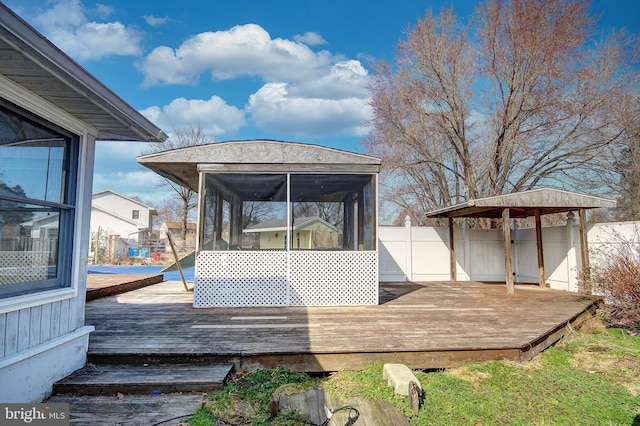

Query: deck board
left=86, top=274, right=163, bottom=300
left=54, top=363, right=232, bottom=395
left=85, top=280, right=599, bottom=371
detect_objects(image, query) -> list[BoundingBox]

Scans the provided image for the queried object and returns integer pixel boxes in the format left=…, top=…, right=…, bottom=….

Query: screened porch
left=138, top=140, right=381, bottom=307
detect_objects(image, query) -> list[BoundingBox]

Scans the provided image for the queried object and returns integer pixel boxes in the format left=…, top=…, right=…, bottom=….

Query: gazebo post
left=578, top=208, right=591, bottom=294
left=448, top=217, right=456, bottom=281
left=535, top=209, right=546, bottom=287
left=502, top=208, right=515, bottom=294
left=358, top=187, right=365, bottom=250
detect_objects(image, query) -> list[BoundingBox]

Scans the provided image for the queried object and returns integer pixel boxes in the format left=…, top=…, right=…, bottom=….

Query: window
left=290, top=174, right=376, bottom=250
left=0, top=101, right=78, bottom=298
left=201, top=174, right=287, bottom=250
left=199, top=173, right=376, bottom=251
left=132, top=210, right=140, bottom=220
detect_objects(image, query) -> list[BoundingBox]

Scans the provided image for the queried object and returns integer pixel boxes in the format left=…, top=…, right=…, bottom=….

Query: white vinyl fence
left=378, top=217, right=640, bottom=293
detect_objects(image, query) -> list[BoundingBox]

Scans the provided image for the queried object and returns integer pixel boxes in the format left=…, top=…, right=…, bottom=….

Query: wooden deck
left=84, top=280, right=600, bottom=372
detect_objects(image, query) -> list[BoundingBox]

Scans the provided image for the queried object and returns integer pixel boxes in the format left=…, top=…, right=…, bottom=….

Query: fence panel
left=378, top=219, right=640, bottom=292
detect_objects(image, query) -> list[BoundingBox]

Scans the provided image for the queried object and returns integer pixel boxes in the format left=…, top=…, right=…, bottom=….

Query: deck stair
left=52, top=363, right=233, bottom=396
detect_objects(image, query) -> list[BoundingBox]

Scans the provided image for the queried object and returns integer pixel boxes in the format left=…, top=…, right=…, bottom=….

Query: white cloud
left=135, top=23, right=372, bottom=139
left=31, top=0, right=143, bottom=61
left=290, top=60, right=370, bottom=99
left=140, top=96, right=247, bottom=137
left=92, top=169, right=171, bottom=203
left=294, top=32, right=327, bottom=46
left=32, top=0, right=86, bottom=27
left=94, top=3, right=115, bottom=19
left=143, top=15, right=169, bottom=27
left=243, top=59, right=372, bottom=137
left=247, top=83, right=371, bottom=137
left=137, top=24, right=335, bottom=86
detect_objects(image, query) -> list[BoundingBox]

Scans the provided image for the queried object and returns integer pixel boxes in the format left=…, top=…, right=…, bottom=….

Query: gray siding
left=0, top=298, right=76, bottom=359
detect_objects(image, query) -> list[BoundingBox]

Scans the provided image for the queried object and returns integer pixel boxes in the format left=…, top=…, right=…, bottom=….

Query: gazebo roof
left=137, top=139, right=382, bottom=191
left=425, top=188, right=616, bottom=219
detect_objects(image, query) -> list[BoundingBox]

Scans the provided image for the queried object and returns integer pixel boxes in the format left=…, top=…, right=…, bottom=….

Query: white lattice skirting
left=0, top=251, right=49, bottom=285
left=194, top=251, right=378, bottom=307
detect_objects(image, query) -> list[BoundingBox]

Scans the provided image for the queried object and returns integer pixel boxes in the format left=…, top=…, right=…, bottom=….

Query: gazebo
left=138, top=140, right=381, bottom=307
left=425, top=188, right=616, bottom=294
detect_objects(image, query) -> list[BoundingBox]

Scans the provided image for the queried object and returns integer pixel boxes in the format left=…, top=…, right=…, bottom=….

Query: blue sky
left=6, top=0, right=640, bottom=205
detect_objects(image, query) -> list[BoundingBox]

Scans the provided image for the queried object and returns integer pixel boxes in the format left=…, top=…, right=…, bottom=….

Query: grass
left=188, top=326, right=640, bottom=425
left=193, top=368, right=319, bottom=425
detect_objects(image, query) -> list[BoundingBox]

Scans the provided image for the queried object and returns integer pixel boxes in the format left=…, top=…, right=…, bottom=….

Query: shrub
left=584, top=226, right=640, bottom=330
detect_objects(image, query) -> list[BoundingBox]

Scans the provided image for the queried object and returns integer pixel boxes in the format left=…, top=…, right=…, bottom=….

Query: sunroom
left=138, top=140, right=381, bottom=307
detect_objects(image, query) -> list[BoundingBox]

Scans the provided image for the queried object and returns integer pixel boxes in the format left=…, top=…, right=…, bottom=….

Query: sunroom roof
left=137, top=140, right=382, bottom=191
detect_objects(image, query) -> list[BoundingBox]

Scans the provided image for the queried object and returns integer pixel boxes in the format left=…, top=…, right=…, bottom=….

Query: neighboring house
left=91, top=190, right=157, bottom=243
left=244, top=216, right=341, bottom=249
left=0, top=4, right=166, bottom=403
left=159, top=221, right=197, bottom=241
left=159, top=221, right=197, bottom=253
left=26, top=213, right=60, bottom=240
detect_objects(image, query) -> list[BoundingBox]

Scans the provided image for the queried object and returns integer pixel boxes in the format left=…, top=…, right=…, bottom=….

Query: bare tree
left=365, top=0, right=640, bottom=222
left=599, top=90, right=640, bottom=220
left=144, top=126, right=213, bottom=243
left=242, top=201, right=277, bottom=226
left=154, top=197, right=184, bottom=224
left=293, top=202, right=342, bottom=224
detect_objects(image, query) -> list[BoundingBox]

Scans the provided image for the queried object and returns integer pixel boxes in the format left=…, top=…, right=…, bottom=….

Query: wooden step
left=53, top=363, right=233, bottom=396
left=47, top=393, right=205, bottom=425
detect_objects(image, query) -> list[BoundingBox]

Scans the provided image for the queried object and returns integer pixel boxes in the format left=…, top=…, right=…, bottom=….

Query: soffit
left=0, top=5, right=166, bottom=142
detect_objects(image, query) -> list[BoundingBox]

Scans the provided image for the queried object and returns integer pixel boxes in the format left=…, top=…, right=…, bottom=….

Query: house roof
left=424, top=188, right=616, bottom=219
left=244, top=216, right=341, bottom=233
left=0, top=4, right=167, bottom=142
left=137, top=139, right=381, bottom=191
left=22, top=212, right=60, bottom=227
left=92, top=190, right=157, bottom=213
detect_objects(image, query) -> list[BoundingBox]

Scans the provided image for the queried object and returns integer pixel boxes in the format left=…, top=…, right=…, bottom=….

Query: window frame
left=0, top=100, right=79, bottom=299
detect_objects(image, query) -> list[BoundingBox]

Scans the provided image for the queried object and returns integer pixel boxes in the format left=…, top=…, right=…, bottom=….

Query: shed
left=0, top=4, right=165, bottom=402
left=425, top=188, right=616, bottom=294
left=138, top=140, right=381, bottom=306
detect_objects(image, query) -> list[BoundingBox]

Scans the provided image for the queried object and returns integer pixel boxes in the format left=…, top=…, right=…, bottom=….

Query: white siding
left=90, top=208, right=141, bottom=240
left=91, top=191, right=155, bottom=243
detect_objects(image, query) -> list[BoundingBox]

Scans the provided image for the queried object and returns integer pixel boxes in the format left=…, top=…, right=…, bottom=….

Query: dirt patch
left=448, top=366, right=491, bottom=388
